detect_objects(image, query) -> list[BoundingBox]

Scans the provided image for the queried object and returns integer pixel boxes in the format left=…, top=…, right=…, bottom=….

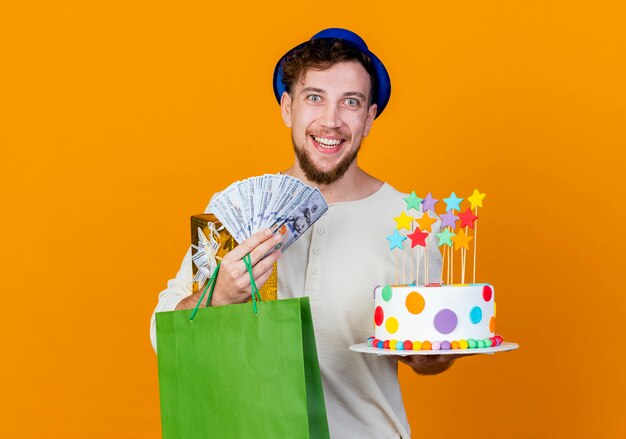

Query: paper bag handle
left=189, top=253, right=261, bottom=320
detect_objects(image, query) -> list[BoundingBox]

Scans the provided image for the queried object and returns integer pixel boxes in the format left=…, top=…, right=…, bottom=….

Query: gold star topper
left=415, top=212, right=437, bottom=232
left=394, top=211, right=414, bottom=231
left=467, top=189, right=486, bottom=210
left=451, top=228, right=473, bottom=251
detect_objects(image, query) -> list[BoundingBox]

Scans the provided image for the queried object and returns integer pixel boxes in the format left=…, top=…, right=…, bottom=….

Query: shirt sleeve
left=150, top=199, right=217, bottom=352
left=149, top=247, right=193, bottom=352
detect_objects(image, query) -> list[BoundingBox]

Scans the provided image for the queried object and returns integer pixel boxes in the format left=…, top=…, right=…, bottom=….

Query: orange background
left=1, top=1, right=625, bottom=438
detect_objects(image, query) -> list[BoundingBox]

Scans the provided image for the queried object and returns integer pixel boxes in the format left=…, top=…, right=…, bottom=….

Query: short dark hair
left=280, top=38, right=376, bottom=105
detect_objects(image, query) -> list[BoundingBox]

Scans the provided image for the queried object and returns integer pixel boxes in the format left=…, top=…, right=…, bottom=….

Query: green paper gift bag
left=156, top=257, right=330, bottom=439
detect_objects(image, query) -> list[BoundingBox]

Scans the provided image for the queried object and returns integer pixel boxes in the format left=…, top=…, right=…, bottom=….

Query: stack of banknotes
left=209, top=174, right=328, bottom=253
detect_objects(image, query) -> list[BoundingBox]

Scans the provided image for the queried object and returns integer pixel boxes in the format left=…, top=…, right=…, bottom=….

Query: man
left=152, top=28, right=460, bottom=438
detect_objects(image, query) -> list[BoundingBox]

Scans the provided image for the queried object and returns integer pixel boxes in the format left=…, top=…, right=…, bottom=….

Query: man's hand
left=395, top=353, right=474, bottom=375
left=175, top=229, right=282, bottom=310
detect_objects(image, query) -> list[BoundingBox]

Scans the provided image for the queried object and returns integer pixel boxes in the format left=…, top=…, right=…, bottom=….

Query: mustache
left=307, top=130, right=349, bottom=139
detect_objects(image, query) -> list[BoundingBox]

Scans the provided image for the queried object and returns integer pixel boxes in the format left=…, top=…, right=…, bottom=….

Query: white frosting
left=373, top=284, right=495, bottom=342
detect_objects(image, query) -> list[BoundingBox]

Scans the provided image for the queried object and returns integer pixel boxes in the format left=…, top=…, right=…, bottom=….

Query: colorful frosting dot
left=374, top=306, right=384, bottom=326
left=377, top=340, right=384, bottom=348
left=459, top=340, right=469, bottom=349
left=433, top=309, right=458, bottom=334
left=405, top=291, right=425, bottom=315
left=396, top=341, right=405, bottom=351
left=483, top=285, right=493, bottom=302
left=421, top=341, right=432, bottom=350
left=440, top=341, right=451, bottom=350
left=367, top=337, right=374, bottom=347
left=389, top=340, right=397, bottom=350
left=467, top=339, right=477, bottom=349
left=484, top=338, right=493, bottom=347
left=450, top=341, right=460, bottom=349
left=383, top=340, right=390, bottom=349
left=403, top=341, right=413, bottom=350
left=469, top=306, right=482, bottom=324
left=413, top=341, right=422, bottom=350
left=386, top=317, right=399, bottom=334
left=431, top=341, right=441, bottom=350
left=489, top=316, right=496, bottom=333
left=382, top=285, right=393, bottom=301
left=477, top=340, right=486, bottom=348
left=494, top=335, right=503, bottom=345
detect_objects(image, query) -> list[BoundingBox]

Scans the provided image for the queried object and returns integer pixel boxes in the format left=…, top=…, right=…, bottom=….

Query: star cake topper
left=439, top=211, right=459, bottom=229
left=386, top=229, right=407, bottom=250
left=403, top=191, right=423, bottom=211
left=458, top=208, right=479, bottom=229
left=451, top=228, right=473, bottom=250
left=443, top=192, right=463, bottom=212
left=467, top=189, right=486, bottom=210
left=407, top=227, right=429, bottom=248
left=394, top=211, right=414, bottom=231
left=421, top=192, right=439, bottom=212
left=415, top=212, right=437, bottom=232
left=436, top=228, right=456, bottom=247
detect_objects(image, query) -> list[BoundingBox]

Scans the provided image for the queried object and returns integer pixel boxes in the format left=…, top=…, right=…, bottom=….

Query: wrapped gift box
left=191, top=213, right=277, bottom=301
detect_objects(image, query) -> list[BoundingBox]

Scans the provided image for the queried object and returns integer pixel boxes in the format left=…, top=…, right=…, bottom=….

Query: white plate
left=349, top=341, right=519, bottom=356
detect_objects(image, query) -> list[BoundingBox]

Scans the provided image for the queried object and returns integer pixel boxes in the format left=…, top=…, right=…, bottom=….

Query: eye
left=345, top=98, right=359, bottom=106
left=307, top=94, right=321, bottom=102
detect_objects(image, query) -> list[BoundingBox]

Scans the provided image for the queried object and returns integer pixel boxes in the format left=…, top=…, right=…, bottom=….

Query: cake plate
left=349, top=341, right=519, bottom=356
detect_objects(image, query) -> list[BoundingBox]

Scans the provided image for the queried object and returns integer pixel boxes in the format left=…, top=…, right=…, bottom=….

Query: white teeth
left=313, top=136, right=342, bottom=148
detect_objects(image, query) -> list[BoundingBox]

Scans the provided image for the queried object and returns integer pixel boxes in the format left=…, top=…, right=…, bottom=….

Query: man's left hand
left=394, top=353, right=474, bottom=375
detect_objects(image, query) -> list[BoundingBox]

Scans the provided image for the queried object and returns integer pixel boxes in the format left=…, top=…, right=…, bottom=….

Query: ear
left=280, top=92, right=293, bottom=128
left=363, top=103, right=378, bottom=137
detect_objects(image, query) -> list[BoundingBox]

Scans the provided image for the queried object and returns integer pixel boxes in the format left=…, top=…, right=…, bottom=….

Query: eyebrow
left=300, top=87, right=367, bottom=101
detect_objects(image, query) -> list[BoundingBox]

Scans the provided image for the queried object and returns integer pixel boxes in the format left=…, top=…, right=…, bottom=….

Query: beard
left=292, top=136, right=360, bottom=185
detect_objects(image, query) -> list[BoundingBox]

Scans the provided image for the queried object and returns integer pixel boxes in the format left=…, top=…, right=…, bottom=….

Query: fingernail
left=264, top=229, right=272, bottom=237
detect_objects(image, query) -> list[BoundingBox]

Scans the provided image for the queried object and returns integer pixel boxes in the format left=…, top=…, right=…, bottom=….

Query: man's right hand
left=175, top=229, right=282, bottom=310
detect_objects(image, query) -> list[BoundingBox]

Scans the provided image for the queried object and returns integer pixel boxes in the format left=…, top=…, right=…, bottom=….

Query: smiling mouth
left=311, top=135, right=345, bottom=149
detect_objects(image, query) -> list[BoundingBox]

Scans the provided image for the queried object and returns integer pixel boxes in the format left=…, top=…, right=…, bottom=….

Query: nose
left=320, top=102, right=340, bottom=128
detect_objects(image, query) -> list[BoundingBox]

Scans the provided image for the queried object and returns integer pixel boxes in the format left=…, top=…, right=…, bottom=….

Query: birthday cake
left=368, top=283, right=502, bottom=350
left=367, top=190, right=504, bottom=351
